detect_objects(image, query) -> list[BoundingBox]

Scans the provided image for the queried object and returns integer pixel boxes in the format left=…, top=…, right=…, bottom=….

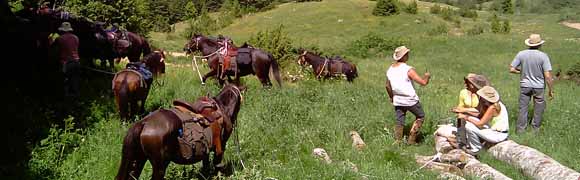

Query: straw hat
left=477, top=86, right=500, bottom=103
left=524, top=34, right=544, bottom=47
left=58, top=22, right=73, bottom=32
left=465, top=73, right=491, bottom=89
left=392, top=46, right=410, bottom=61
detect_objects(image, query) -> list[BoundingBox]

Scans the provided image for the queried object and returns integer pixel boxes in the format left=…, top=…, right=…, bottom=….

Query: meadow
left=28, top=0, right=580, bottom=179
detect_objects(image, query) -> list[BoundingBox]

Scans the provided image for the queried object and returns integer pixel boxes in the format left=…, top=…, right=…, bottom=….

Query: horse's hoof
left=215, top=162, right=226, bottom=168
left=201, top=82, right=206, bottom=86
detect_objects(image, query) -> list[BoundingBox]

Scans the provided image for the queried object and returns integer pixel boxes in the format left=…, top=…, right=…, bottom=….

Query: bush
left=373, top=0, right=400, bottom=16
left=500, top=0, right=514, bottom=14
left=428, top=23, right=449, bottom=36
left=346, top=33, right=406, bottom=58
left=467, top=23, right=486, bottom=35
left=248, top=24, right=294, bottom=69
left=440, top=7, right=455, bottom=21
left=430, top=4, right=442, bottom=14
left=402, top=1, right=418, bottom=14
left=458, top=8, right=478, bottom=19
left=490, top=14, right=510, bottom=33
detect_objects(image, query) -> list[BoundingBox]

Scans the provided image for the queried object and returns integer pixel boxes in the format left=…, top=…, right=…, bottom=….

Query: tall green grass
left=29, top=0, right=580, bottom=179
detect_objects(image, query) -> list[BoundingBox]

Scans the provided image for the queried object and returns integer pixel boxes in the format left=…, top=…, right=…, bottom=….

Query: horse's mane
left=214, top=85, right=242, bottom=121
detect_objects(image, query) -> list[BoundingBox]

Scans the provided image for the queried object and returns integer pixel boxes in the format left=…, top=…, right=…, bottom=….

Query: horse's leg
left=150, top=160, right=169, bottom=180
left=140, top=87, right=150, bottom=116
left=202, top=69, right=217, bottom=84
left=130, top=94, right=139, bottom=120
left=210, top=123, right=225, bottom=168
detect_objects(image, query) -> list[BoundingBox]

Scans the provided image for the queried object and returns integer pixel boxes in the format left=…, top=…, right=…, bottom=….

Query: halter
left=228, top=85, right=243, bottom=103
left=298, top=51, right=308, bottom=65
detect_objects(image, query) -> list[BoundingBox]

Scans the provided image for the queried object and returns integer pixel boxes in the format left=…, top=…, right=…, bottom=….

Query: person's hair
left=529, top=45, right=541, bottom=49
left=396, top=53, right=409, bottom=62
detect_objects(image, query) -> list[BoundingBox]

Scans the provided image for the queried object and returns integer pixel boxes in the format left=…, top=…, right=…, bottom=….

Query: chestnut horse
left=116, top=84, right=243, bottom=180
left=184, top=34, right=282, bottom=87
left=297, top=50, right=358, bottom=82
left=112, top=51, right=166, bottom=120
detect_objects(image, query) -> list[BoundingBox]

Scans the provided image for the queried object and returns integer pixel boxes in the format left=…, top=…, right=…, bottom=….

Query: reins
left=190, top=38, right=224, bottom=85
left=317, top=58, right=329, bottom=78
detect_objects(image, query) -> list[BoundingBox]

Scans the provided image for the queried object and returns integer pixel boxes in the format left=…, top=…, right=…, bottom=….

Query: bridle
left=297, top=51, right=308, bottom=66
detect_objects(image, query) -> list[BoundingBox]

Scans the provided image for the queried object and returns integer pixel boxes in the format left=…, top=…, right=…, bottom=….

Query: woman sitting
left=452, top=73, right=490, bottom=148
left=457, top=86, right=509, bottom=155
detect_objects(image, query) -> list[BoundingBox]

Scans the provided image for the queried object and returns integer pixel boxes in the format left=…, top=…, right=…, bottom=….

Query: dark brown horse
left=184, top=34, right=282, bottom=87
left=297, top=50, right=358, bottom=82
left=107, top=30, right=152, bottom=63
left=113, top=51, right=166, bottom=120
left=116, top=84, right=243, bottom=180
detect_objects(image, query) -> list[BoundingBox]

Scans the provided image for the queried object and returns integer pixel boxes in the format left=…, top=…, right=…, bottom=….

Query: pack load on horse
left=112, top=51, right=165, bottom=120
left=184, top=34, right=281, bottom=87
left=116, top=84, right=244, bottom=180
left=98, top=23, right=151, bottom=63
left=297, top=49, right=358, bottom=82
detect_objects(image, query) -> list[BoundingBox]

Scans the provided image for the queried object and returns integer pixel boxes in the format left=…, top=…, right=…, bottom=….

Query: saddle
left=125, top=63, right=153, bottom=86
left=170, top=98, right=224, bottom=160
left=112, top=69, right=148, bottom=90
left=107, top=30, right=131, bottom=49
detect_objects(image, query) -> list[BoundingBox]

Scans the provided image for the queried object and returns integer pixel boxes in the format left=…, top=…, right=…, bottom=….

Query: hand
left=548, top=90, right=554, bottom=100
left=451, top=107, right=461, bottom=113
left=424, top=72, right=431, bottom=79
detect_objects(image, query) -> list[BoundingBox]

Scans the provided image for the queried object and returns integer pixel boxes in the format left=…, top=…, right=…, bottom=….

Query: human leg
left=407, top=102, right=426, bottom=145
left=393, top=106, right=406, bottom=144
left=531, top=88, right=546, bottom=131
left=465, top=122, right=483, bottom=153
left=517, top=87, right=533, bottom=133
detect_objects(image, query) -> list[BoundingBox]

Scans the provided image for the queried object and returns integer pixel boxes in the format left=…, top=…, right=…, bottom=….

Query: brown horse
left=107, top=30, right=152, bottom=62
left=297, top=50, right=358, bottom=82
left=112, top=51, right=166, bottom=120
left=184, top=34, right=282, bottom=87
left=115, top=84, right=243, bottom=180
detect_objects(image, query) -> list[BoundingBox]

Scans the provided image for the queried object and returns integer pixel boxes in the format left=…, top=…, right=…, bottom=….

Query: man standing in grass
left=510, top=34, right=554, bottom=134
left=386, top=46, right=431, bottom=145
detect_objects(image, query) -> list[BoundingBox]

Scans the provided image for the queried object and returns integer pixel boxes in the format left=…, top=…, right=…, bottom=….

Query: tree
left=500, top=0, right=514, bottom=14
left=373, top=0, right=400, bottom=16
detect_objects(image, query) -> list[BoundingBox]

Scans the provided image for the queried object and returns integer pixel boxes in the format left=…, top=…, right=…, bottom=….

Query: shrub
left=501, top=20, right=511, bottom=33
left=402, top=1, right=418, bottom=14
left=490, top=14, right=510, bottom=33
left=458, top=8, right=478, bottom=19
left=430, top=4, right=442, bottom=14
left=346, top=33, right=406, bottom=58
left=467, top=23, right=486, bottom=35
left=500, top=0, right=514, bottom=14
left=373, top=0, right=400, bottom=16
left=440, top=7, right=455, bottom=21
left=428, top=23, right=449, bottom=36
left=248, top=24, right=294, bottom=69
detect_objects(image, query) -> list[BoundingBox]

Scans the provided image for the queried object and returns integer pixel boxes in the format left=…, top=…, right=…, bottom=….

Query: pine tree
left=373, top=0, right=400, bottom=16
left=500, top=0, right=514, bottom=14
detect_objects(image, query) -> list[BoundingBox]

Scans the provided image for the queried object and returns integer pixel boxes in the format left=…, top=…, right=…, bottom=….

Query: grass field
left=29, top=0, right=580, bottom=179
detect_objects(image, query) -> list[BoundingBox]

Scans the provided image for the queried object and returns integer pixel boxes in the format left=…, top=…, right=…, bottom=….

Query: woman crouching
left=457, top=86, right=509, bottom=155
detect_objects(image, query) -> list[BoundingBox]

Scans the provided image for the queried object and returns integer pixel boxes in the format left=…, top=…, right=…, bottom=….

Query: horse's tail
left=114, top=74, right=130, bottom=120
left=346, top=63, right=358, bottom=82
left=352, top=63, right=358, bottom=78
left=269, top=53, right=282, bottom=87
left=116, top=121, right=145, bottom=180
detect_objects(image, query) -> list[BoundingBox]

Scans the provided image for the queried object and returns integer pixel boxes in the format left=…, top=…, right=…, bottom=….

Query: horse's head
left=143, top=51, right=166, bottom=75
left=184, top=33, right=203, bottom=54
left=214, top=83, right=245, bottom=122
left=297, top=49, right=309, bottom=66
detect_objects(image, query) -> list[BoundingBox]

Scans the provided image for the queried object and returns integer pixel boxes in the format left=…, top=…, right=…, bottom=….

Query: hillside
left=30, top=0, right=580, bottom=179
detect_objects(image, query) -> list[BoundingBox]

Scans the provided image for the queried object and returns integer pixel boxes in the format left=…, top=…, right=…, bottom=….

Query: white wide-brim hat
left=393, top=46, right=410, bottom=61
left=524, top=34, right=545, bottom=47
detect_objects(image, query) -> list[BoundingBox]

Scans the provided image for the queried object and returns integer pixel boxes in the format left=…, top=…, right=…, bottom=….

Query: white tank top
left=490, top=102, right=509, bottom=132
left=386, top=63, right=419, bottom=106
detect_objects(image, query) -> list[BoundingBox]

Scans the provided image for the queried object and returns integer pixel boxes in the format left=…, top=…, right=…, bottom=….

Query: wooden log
left=439, top=149, right=470, bottom=164
left=462, top=156, right=512, bottom=180
left=437, top=172, right=466, bottom=180
left=416, top=155, right=464, bottom=176
left=488, top=140, right=580, bottom=180
left=349, top=131, right=366, bottom=150
left=435, top=135, right=454, bottom=153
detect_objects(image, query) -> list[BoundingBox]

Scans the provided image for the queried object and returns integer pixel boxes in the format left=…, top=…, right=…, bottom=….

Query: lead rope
left=317, top=58, right=328, bottom=78
left=230, top=86, right=246, bottom=170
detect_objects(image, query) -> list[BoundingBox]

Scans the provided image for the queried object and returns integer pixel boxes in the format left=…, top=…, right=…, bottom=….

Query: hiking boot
left=407, top=120, right=423, bottom=145
left=392, top=124, right=404, bottom=145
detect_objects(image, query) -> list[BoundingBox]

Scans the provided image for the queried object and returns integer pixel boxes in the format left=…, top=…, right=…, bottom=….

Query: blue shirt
left=511, top=49, right=552, bottom=88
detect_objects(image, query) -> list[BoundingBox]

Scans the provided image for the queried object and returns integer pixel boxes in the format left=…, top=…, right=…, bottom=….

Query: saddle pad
left=331, top=62, right=343, bottom=75
left=236, top=50, right=252, bottom=65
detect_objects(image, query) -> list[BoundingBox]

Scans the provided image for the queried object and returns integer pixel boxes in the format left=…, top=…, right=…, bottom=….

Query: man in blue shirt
left=510, top=34, right=554, bottom=134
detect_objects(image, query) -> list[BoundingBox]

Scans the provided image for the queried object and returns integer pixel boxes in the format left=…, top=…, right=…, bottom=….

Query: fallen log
left=415, top=155, right=464, bottom=176
left=462, top=156, right=512, bottom=180
left=435, top=136, right=454, bottom=153
left=438, top=172, right=466, bottom=180
left=488, top=140, right=580, bottom=180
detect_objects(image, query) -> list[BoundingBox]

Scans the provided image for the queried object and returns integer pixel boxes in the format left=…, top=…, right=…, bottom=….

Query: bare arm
left=385, top=77, right=393, bottom=103
left=465, top=105, right=496, bottom=128
left=408, top=68, right=430, bottom=86
left=544, top=71, right=554, bottom=100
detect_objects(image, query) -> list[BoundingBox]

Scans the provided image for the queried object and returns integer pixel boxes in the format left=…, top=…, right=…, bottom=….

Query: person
left=510, top=34, right=554, bottom=134
left=457, top=86, right=509, bottom=155
left=385, top=46, right=431, bottom=145
left=452, top=73, right=490, bottom=148
left=53, top=22, right=80, bottom=98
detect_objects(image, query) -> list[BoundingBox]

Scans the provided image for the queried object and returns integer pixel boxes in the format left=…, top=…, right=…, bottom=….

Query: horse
left=183, top=34, right=282, bottom=87
left=106, top=30, right=152, bottom=63
left=297, top=49, right=358, bottom=82
left=112, top=51, right=166, bottom=120
left=115, top=84, right=244, bottom=180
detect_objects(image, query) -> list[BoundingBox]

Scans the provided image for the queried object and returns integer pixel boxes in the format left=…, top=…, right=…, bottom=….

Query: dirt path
left=166, top=51, right=188, bottom=57
left=561, top=21, right=580, bottom=30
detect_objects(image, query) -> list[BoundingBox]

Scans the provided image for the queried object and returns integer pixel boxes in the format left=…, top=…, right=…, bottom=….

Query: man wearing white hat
left=53, top=22, right=80, bottom=99
left=386, top=46, right=431, bottom=145
left=509, top=34, right=554, bottom=134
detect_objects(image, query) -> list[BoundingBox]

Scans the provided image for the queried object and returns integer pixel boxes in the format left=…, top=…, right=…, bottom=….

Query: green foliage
left=402, top=1, right=418, bottom=14
left=490, top=14, right=510, bottom=34
left=439, top=7, right=455, bottom=21
left=346, top=33, right=406, bottom=58
left=428, top=23, right=449, bottom=36
left=566, top=62, right=580, bottom=79
left=28, top=116, right=83, bottom=179
left=458, top=8, right=478, bottom=19
left=498, top=0, right=514, bottom=14
left=467, top=23, right=486, bottom=35
left=373, top=0, right=400, bottom=16
left=430, top=4, right=441, bottom=14
left=248, top=24, right=294, bottom=69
